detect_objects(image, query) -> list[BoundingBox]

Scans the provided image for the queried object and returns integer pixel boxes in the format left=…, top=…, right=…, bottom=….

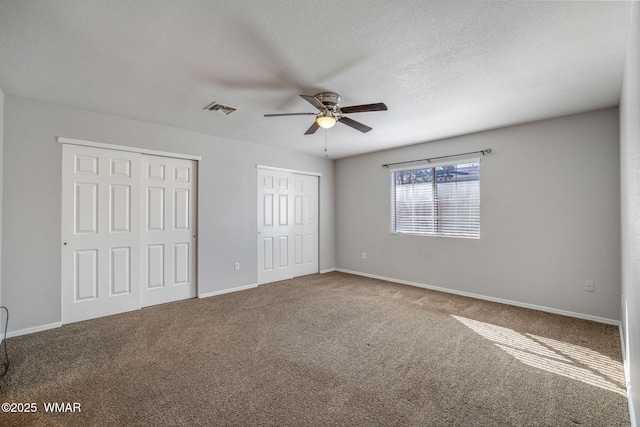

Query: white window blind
left=390, top=159, right=480, bottom=238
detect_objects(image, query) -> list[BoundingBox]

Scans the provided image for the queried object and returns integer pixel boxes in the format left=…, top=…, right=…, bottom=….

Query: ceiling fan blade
left=300, top=94, right=326, bottom=111
left=264, top=112, right=316, bottom=117
left=338, top=116, right=372, bottom=133
left=339, top=103, right=387, bottom=114
left=304, top=121, right=320, bottom=135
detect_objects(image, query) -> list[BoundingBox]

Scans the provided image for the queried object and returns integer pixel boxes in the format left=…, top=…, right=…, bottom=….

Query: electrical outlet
left=234, top=262, right=240, bottom=271
left=362, top=252, right=367, bottom=260
left=585, top=280, right=594, bottom=292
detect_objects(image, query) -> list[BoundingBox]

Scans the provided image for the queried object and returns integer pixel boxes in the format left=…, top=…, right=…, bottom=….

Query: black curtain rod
left=381, top=148, right=492, bottom=168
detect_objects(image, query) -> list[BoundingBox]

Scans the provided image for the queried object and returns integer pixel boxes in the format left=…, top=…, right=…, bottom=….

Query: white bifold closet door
left=257, top=168, right=318, bottom=285
left=141, top=155, right=197, bottom=308
left=62, top=145, right=197, bottom=324
left=62, top=145, right=141, bottom=323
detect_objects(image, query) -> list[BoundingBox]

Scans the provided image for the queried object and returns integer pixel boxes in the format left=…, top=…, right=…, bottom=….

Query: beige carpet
left=0, top=272, right=630, bottom=426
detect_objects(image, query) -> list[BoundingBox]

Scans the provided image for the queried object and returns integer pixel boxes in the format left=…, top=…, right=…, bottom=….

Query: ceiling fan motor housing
left=315, top=92, right=341, bottom=111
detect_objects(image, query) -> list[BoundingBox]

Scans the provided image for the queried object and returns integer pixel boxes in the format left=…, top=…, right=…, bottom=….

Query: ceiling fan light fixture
left=316, top=114, right=337, bottom=129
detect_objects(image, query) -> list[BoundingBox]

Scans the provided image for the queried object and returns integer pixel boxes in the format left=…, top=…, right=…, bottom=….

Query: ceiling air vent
left=203, top=101, right=237, bottom=115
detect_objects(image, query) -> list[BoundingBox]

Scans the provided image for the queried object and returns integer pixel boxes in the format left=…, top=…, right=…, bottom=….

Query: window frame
left=389, top=157, right=481, bottom=239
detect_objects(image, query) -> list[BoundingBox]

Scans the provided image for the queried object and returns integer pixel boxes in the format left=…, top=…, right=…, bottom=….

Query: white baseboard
left=320, top=268, right=336, bottom=274
left=619, top=319, right=636, bottom=427
left=198, top=283, right=258, bottom=299
left=336, top=269, right=620, bottom=326
left=6, top=322, right=62, bottom=339
left=630, top=388, right=637, bottom=427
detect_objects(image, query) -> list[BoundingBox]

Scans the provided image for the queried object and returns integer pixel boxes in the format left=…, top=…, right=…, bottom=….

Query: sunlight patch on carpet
left=452, top=315, right=626, bottom=396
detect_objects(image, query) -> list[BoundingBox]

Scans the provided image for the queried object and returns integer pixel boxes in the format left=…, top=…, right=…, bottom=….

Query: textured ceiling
left=0, top=1, right=632, bottom=158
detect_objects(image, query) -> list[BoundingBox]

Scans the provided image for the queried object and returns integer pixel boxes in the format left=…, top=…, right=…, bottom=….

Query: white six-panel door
left=62, top=145, right=197, bottom=324
left=62, top=145, right=141, bottom=324
left=141, top=155, right=197, bottom=307
left=258, top=169, right=292, bottom=284
left=258, top=168, right=318, bottom=285
left=290, top=173, right=319, bottom=278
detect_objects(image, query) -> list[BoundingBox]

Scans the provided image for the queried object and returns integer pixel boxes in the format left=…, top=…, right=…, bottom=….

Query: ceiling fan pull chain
left=324, top=129, right=328, bottom=158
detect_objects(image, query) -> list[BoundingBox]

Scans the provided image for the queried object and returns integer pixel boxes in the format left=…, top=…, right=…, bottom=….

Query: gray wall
left=0, top=86, right=3, bottom=333
left=2, top=96, right=335, bottom=333
left=336, top=108, right=620, bottom=321
left=620, top=2, right=640, bottom=424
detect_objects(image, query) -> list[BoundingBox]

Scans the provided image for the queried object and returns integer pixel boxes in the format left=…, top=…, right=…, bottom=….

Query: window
left=390, top=160, right=480, bottom=238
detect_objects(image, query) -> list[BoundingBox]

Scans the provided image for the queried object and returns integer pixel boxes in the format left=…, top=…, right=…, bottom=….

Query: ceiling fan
left=264, top=92, right=387, bottom=135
